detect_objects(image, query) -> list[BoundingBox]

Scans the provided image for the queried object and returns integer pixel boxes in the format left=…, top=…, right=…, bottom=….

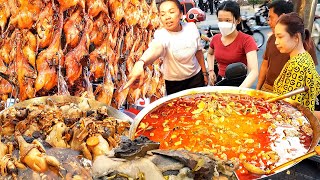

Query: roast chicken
left=36, top=2, right=55, bottom=49
left=8, top=0, right=43, bottom=29
left=0, top=0, right=164, bottom=109
left=35, top=11, right=64, bottom=93
left=0, top=0, right=10, bottom=33
left=63, top=9, right=85, bottom=50
left=65, top=17, right=93, bottom=85
left=14, top=31, right=36, bottom=101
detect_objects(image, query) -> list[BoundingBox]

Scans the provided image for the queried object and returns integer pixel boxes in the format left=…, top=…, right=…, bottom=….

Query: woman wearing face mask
left=122, top=0, right=207, bottom=95
left=207, top=0, right=258, bottom=87
left=273, top=12, right=320, bottom=111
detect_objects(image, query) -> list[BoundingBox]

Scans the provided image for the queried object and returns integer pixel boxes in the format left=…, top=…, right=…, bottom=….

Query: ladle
left=266, top=86, right=309, bottom=103
left=243, top=145, right=320, bottom=175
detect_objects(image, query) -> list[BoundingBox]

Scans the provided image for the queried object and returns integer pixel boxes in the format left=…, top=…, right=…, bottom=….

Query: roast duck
left=0, top=0, right=164, bottom=109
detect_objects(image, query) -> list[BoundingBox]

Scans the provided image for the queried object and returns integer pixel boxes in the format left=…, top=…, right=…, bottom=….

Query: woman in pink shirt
left=207, top=0, right=258, bottom=87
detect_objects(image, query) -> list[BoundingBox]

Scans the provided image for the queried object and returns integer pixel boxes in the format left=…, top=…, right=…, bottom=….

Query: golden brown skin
left=95, top=67, right=114, bottom=106
left=22, top=30, right=37, bottom=68
left=63, top=9, right=85, bottom=50
left=0, top=0, right=10, bottom=33
left=123, top=0, right=140, bottom=26
left=36, top=2, right=54, bottom=49
left=109, top=0, right=125, bottom=22
left=89, top=51, right=105, bottom=80
left=89, top=12, right=108, bottom=47
left=139, top=0, right=151, bottom=29
left=0, top=32, right=15, bottom=65
left=114, top=66, right=129, bottom=109
left=65, top=17, right=92, bottom=85
left=15, top=31, right=36, bottom=101
left=35, top=11, right=64, bottom=93
left=16, top=135, right=49, bottom=173
left=8, top=0, right=43, bottom=29
left=86, top=0, right=109, bottom=18
left=0, top=57, right=12, bottom=99
left=149, top=0, right=160, bottom=30
left=57, top=0, right=85, bottom=12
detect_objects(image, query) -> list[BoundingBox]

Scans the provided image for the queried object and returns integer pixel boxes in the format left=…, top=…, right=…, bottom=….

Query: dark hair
left=158, top=0, right=183, bottom=13
left=268, top=0, right=293, bottom=16
left=216, top=0, right=240, bottom=20
left=277, top=12, right=312, bottom=51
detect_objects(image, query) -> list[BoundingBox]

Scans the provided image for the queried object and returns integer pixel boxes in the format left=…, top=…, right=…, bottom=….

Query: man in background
left=208, top=0, right=214, bottom=15
left=256, top=0, right=318, bottom=92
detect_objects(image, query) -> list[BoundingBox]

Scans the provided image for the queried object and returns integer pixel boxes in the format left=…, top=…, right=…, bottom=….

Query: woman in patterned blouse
left=273, top=12, right=320, bottom=111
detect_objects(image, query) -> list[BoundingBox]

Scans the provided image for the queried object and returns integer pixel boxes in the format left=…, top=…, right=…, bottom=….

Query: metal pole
left=292, top=0, right=317, bottom=32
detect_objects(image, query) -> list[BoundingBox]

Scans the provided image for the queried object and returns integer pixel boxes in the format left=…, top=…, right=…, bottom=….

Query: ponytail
left=303, top=29, right=312, bottom=52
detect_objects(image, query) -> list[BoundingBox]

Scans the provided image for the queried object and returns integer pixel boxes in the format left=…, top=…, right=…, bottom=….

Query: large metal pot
left=129, top=86, right=320, bottom=179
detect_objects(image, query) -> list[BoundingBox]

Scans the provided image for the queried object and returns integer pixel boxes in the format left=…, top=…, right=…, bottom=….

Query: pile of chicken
left=0, top=97, right=131, bottom=179
left=0, top=0, right=164, bottom=109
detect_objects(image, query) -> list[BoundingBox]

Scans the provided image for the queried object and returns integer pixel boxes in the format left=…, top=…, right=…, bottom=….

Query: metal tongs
left=266, top=86, right=309, bottom=103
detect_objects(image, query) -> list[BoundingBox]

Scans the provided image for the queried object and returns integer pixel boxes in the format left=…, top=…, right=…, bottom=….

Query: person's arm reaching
left=195, top=49, right=208, bottom=85
left=206, top=47, right=216, bottom=85
left=240, top=50, right=258, bottom=88
left=122, top=41, right=164, bottom=90
left=256, top=59, right=268, bottom=90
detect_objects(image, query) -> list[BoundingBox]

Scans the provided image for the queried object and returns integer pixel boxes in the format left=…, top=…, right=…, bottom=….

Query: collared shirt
left=273, top=52, right=320, bottom=111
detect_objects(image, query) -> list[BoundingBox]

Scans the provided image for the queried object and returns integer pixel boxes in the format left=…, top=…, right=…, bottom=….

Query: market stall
left=0, top=0, right=164, bottom=112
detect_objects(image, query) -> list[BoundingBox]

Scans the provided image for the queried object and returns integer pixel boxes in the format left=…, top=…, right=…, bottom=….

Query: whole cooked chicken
left=22, top=30, right=37, bottom=68
left=63, top=9, right=85, bottom=50
left=0, top=0, right=10, bottom=33
left=89, top=13, right=108, bottom=47
left=109, top=0, right=125, bottom=22
left=65, top=17, right=92, bottom=85
left=86, top=0, right=109, bottom=18
left=8, top=0, right=43, bottom=29
left=57, top=0, right=85, bottom=12
left=15, top=31, right=36, bottom=101
left=36, top=2, right=55, bottom=49
left=35, top=11, right=64, bottom=93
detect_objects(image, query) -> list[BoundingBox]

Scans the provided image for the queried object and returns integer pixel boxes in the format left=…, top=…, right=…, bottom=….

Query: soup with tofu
left=134, top=93, right=313, bottom=179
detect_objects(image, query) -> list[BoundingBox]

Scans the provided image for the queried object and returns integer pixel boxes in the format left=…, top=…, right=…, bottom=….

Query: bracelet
left=202, top=72, right=209, bottom=76
left=208, top=69, right=214, bottom=72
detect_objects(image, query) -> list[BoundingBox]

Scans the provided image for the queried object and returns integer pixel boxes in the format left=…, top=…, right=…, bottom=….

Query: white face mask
left=218, top=22, right=236, bottom=36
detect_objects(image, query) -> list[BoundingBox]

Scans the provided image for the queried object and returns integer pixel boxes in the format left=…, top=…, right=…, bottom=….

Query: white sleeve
left=188, top=22, right=203, bottom=51
left=148, top=29, right=167, bottom=57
